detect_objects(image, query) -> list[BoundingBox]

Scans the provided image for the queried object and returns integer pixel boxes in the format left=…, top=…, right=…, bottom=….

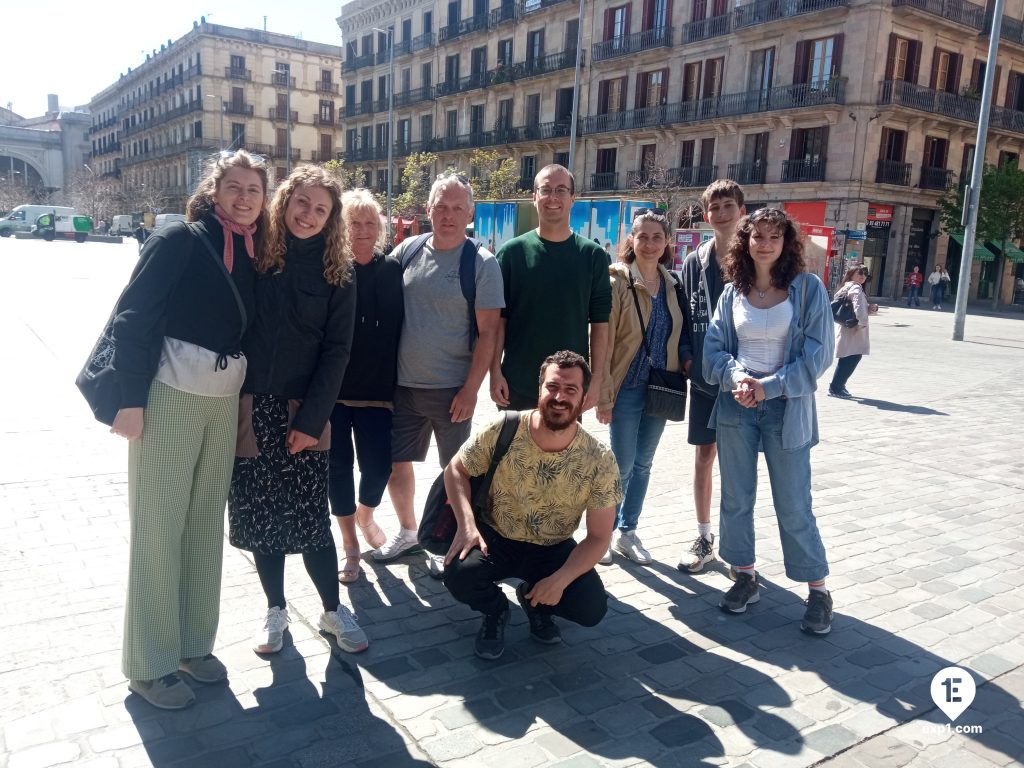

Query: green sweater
left=497, top=231, right=612, bottom=398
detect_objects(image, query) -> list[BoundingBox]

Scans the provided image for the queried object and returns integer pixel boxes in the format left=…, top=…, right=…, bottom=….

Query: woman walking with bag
left=228, top=166, right=365, bottom=656
left=828, top=265, right=871, bottom=399
left=328, top=189, right=404, bottom=582
left=597, top=211, right=685, bottom=566
left=703, top=208, right=836, bottom=634
left=106, top=150, right=269, bottom=709
left=928, top=264, right=951, bottom=309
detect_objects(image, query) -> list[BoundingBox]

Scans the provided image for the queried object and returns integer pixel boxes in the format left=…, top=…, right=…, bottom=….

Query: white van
left=154, top=213, right=187, bottom=229
left=0, top=205, right=76, bottom=237
left=111, top=215, right=134, bottom=236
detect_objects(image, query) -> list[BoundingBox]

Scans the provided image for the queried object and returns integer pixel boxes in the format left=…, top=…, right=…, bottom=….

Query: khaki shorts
left=391, top=386, right=472, bottom=466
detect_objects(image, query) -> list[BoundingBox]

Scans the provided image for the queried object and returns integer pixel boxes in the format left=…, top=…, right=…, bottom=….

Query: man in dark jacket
left=678, top=179, right=745, bottom=574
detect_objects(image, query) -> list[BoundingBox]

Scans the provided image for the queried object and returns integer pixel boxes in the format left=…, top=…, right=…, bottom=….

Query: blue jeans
left=907, top=284, right=921, bottom=306
left=930, top=284, right=944, bottom=306
left=714, top=393, right=829, bottom=582
left=609, top=384, right=667, bottom=531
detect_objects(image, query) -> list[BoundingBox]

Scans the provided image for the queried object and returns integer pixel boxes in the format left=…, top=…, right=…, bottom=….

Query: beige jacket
left=834, top=282, right=871, bottom=358
left=599, top=261, right=685, bottom=411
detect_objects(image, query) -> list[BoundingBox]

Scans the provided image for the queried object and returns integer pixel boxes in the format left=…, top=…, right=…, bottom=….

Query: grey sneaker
left=427, top=553, right=446, bottom=580
left=371, top=532, right=422, bottom=562
left=614, top=530, right=652, bottom=564
left=720, top=569, right=760, bottom=613
left=801, top=590, right=833, bottom=635
left=680, top=533, right=715, bottom=573
left=254, top=606, right=289, bottom=654
left=320, top=604, right=369, bottom=653
left=178, top=654, right=227, bottom=684
left=474, top=604, right=510, bottom=660
left=128, top=673, right=196, bottom=710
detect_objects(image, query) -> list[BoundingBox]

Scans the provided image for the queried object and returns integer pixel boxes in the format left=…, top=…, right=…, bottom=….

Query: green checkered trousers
left=122, top=380, right=238, bottom=681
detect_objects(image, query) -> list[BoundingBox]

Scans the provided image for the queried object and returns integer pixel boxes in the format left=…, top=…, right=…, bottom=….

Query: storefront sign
left=868, top=204, right=894, bottom=221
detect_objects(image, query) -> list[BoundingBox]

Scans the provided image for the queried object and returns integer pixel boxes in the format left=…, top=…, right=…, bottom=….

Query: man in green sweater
left=490, top=165, right=611, bottom=412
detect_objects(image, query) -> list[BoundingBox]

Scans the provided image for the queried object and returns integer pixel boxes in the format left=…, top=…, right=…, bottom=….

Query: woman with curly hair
left=228, top=165, right=366, bottom=656
left=111, top=150, right=269, bottom=710
left=702, top=208, right=836, bottom=634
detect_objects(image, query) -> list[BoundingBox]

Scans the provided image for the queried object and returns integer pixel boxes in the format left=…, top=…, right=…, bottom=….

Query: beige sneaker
left=319, top=604, right=369, bottom=653
left=178, top=654, right=227, bottom=684
left=128, top=673, right=196, bottom=710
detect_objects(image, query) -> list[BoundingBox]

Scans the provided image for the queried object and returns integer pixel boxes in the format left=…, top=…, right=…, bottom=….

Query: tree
left=67, top=169, right=123, bottom=225
left=938, top=162, right=1024, bottom=307
left=467, top=149, right=527, bottom=200
left=393, top=152, right=437, bottom=217
left=627, top=161, right=702, bottom=229
left=123, top=179, right=169, bottom=217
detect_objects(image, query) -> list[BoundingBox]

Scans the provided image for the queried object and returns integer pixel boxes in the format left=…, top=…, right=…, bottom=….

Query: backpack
left=417, top=411, right=520, bottom=556
left=400, top=233, right=484, bottom=350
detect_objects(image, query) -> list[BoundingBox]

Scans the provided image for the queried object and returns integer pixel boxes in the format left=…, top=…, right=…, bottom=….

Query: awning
left=987, top=240, right=1024, bottom=263
left=949, top=234, right=995, bottom=262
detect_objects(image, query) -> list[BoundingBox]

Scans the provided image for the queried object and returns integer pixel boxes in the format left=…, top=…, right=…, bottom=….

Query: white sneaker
left=427, top=553, right=446, bottom=579
left=319, top=604, right=369, bottom=653
left=371, top=531, right=422, bottom=562
left=614, top=530, right=652, bottom=565
left=254, top=606, right=289, bottom=654
left=599, top=545, right=613, bottom=565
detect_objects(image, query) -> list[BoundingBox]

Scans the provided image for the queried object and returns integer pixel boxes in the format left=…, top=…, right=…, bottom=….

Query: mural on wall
left=570, top=200, right=592, bottom=240
left=590, top=201, right=620, bottom=257
left=494, top=202, right=517, bottom=252
left=475, top=202, right=495, bottom=250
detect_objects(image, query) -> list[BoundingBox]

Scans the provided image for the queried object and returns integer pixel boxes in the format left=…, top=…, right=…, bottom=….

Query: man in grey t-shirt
left=373, top=172, right=504, bottom=568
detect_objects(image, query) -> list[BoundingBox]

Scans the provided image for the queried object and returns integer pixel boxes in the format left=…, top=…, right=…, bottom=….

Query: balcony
left=271, top=72, right=296, bottom=89
left=412, top=31, right=434, bottom=52
left=224, top=102, right=254, bottom=116
left=780, top=158, right=827, bottom=182
left=523, top=0, right=575, bottom=12
left=891, top=0, right=985, bottom=30
left=310, top=150, right=333, bottom=162
left=876, top=158, right=913, bottom=185
left=488, top=50, right=583, bottom=86
left=343, top=101, right=374, bottom=116
left=94, top=141, right=121, bottom=157
left=185, top=64, right=202, bottom=80
left=268, top=108, right=298, bottom=122
left=225, top=67, right=251, bottom=80
left=345, top=53, right=375, bottom=73
left=578, top=78, right=846, bottom=136
left=343, top=146, right=390, bottom=162
left=734, top=0, right=849, bottom=29
left=436, top=71, right=488, bottom=97
left=876, top=79, right=1024, bottom=135
left=920, top=166, right=955, bottom=190
left=440, top=13, right=488, bottom=43
left=591, top=172, right=619, bottom=191
left=394, top=86, right=435, bottom=108
left=667, top=165, right=719, bottom=187
left=489, top=3, right=520, bottom=27
left=727, top=161, right=767, bottom=185
left=273, top=146, right=301, bottom=162
left=592, top=26, right=673, bottom=62
left=374, top=96, right=392, bottom=113
left=313, top=114, right=336, bottom=126
left=316, top=81, right=340, bottom=94
left=682, top=13, right=731, bottom=42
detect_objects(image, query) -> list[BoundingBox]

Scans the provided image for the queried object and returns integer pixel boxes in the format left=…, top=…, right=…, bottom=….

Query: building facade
left=337, top=0, right=1024, bottom=304
left=88, top=21, right=345, bottom=212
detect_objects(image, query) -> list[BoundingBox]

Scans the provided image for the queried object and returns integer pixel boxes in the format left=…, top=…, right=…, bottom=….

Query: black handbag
left=418, top=411, right=520, bottom=556
left=628, top=272, right=687, bottom=421
left=830, top=293, right=859, bottom=328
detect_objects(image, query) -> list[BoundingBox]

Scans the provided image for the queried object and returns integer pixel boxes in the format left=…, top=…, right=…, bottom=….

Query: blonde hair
left=263, top=165, right=352, bottom=286
left=341, top=188, right=387, bottom=253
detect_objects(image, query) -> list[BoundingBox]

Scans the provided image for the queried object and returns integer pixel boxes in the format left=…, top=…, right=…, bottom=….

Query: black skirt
left=229, top=394, right=332, bottom=554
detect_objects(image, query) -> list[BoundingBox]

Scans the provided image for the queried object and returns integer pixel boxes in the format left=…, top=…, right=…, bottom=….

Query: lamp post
left=204, top=94, right=225, bottom=149
left=373, top=26, right=395, bottom=241
left=567, top=0, right=586, bottom=176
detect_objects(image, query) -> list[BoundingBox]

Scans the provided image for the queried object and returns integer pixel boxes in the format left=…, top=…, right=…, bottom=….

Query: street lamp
left=567, top=0, right=585, bottom=176
left=373, top=26, right=395, bottom=241
left=204, top=94, right=225, bottom=149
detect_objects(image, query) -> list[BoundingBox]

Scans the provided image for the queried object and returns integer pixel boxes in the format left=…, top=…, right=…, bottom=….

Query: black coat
left=242, top=234, right=356, bottom=437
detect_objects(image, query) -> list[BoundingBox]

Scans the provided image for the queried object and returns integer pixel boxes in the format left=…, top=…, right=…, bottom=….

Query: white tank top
left=734, top=293, right=792, bottom=374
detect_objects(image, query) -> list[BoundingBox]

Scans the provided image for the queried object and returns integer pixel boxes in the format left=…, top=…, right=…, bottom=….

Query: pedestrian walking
left=328, top=189, right=404, bottom=581
left=905, top=265, right=923, bottom=307
left=828, top=265, right=872, bottom=399
left=109, top=150, right=269, bottom=710
left=928, top=264, right=951, bottom=309
left=703, top=207, right=836, bottom=635
left=597, top=211, right=685, bottom=566
left=227, top=166, right=365, bottom=656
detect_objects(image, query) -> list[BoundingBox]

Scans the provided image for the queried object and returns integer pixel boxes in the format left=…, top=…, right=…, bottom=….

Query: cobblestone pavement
left=2, top=241, right=1023, bottom=768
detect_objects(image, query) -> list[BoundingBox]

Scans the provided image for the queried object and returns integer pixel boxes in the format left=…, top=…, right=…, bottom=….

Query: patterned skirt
left=229, top=394, right=332, bottom=554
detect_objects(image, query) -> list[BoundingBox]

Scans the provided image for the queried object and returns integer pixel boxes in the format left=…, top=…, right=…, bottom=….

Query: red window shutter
left=907, top=40, right=921, bottom=84
left=604, top=8, right=614, bottom=40
left=929, top=49, right=940, bottom=90
left=598, top=80, right=609, bottom=113
left=789, top=128, right=804, bottom=161
left=692, top=0, right=706, bottom=23
left=661, top=68, right=670, bottom=104
left=1006, top=72, right=1016, bottom=107
left=643, top=0, right=652, bottom=30
left=636, top=72, right=648, bottom=109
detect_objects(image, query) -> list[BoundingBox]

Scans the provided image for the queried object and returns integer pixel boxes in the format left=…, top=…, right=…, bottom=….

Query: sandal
left=357, top=518, right=387, bottom=550
left=339, top=548, right=362, bottom=584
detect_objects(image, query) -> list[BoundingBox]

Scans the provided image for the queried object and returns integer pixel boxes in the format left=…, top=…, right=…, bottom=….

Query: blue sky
left=1, top=2, right=344, bottom=117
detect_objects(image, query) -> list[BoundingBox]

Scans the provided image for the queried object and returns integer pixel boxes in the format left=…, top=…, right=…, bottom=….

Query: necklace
left=754, top=286, right=769, bottom=299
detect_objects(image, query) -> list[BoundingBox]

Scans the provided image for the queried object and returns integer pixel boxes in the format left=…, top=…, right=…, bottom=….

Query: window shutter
left=831, top=34, right=844, bottom=77
left=793, top=41, right=809, bottom=84
left=994, top=64, right=1003, bottom=99
left=907, top=40, right=921, bottom=84
left=951, top=54, right=963, bottom=94
left=885, top=34, right=897, bottom=81
left=643, top=0, right=652, bottom=29
left=636, top=73, right=648, bottom=109
left=598, top=80, right=609, bottom=113
left=789, top=128, right=803, bottom=161
left=604, top=8, right=614, bottom=40
left=929, top=49, right=940, bottom=90
left=625, top=2, right=632, bottom=35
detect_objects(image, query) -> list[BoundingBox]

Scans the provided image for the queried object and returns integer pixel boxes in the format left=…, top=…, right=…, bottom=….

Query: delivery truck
left=31, top=212, right=93, bottom=242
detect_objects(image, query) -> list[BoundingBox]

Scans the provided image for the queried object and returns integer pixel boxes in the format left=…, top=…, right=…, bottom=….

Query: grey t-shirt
left=394, top=237, right=504, bottom=389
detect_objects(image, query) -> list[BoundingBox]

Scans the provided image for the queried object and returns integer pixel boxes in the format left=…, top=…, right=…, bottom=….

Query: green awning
left=949, top=234, right=995, bottom=261
left=987, top=240, right=1024, bottom=263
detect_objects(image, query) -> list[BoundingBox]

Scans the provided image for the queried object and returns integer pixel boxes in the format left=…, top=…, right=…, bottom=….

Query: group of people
left=102, top=154, right=847, bottom=709
left=906, top=263, right=952, bottom=309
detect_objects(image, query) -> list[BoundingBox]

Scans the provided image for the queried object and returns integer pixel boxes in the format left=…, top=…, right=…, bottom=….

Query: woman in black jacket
left=109, top=150, right=269, bottom=710
left=228, top=166, right=363, bottom=656
left=328, top=189, right=403, bottom=582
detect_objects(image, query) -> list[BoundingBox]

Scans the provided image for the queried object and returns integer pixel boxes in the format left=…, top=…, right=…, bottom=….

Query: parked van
left=32, top=212, right=93, bottom=242
left=154, top=213, right=187, bottom=229
left=111, top=215, right=134, bottom=236
left=0, top=205, right=75, bottom=237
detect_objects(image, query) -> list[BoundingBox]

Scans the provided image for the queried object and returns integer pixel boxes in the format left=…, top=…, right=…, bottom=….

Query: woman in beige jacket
left=828, top=265, right=873, bottom=398
left=597, top=211, right=685, bottom=565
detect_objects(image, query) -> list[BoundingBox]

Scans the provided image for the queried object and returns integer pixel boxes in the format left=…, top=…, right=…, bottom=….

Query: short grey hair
left=428, top=171, right=475, bottom=213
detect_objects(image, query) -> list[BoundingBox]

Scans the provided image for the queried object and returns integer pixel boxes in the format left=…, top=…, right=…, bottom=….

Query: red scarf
left=213, top=204, right=257, bottom=273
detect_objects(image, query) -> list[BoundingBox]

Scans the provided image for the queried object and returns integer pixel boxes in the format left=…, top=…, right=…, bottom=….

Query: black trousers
left=328, top=403, right=393, bottom=517
left=830, top=354, right=862, bottom=391
left=443, top=522, right=607, bottom=627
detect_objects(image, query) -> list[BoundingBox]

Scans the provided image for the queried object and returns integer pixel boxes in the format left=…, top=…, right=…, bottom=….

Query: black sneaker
left=801, top=590, right=833, bottom=635
left=515, top=582, right=562, bottom=644
left=474, top=604, right=510, bottom=660
left=719, top=569, right=760, bottom=613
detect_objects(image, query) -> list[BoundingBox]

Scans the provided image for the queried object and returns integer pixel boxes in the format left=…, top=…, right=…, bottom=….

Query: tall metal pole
left=567, top=0, right=585, bottom=177
left=220, top=104, right=224, bottom=150
left=953, top=0, right=1004, bottom=341
left=286, top=69, right=293, bottom=174
left=387, top=30, right=395, bottom=241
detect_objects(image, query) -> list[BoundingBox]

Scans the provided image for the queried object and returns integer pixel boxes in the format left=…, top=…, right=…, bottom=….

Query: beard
left=539, top=398, right=582, bottom=431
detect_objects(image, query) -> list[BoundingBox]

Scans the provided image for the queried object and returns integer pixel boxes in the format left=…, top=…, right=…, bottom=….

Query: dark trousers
left=253, top=548, right=339, bottom=613
left=328, top=403, right=393, bottom=517
left=443, top=522, right=607, bottom=627
left=830, top=355, right=862, bottom=391
left=504, top=388, right=537, bottom=412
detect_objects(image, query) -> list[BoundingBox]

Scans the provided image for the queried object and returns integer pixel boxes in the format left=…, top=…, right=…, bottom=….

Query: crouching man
left=442, top=350, right=623, bottom=659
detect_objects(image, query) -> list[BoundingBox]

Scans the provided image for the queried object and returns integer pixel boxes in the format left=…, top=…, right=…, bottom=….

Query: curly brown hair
left=721, top=207, right=805, bottom=294
left=617, top=210, right=673, bottom=267
left=185, top=150, right=270, bottom=260
left=262, top=165, right=352, bottom=287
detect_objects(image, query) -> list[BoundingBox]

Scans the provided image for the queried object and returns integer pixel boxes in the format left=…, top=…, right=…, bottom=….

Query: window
left=497, top=98, right=514, bottom=130
left=795, top=35, right=844, bottom=86
left=597, top=147, right=617, bottom=173
left=402, top=68, right=411, bottom=93
left=742, top=132, right=769, bottom=165
left=498, top=39, right=513, bottom=66
left=930, top=50, right=961, bottom=94
left=789, top=126, right=829, bottom=177
left=1006, top=71, right=1024, bottom=110
left=748, top=47, right=775, bottom=93
left=553, top=151, right=569, bottom=167
left=346, top=129, right=357, bottom=151
left=885, top=34, right=919, bottom=84
left=700, top=137, right=715, bottom=166
left=555, top=88, right=574, bottom=122
left=644, top=0, right=668, bottom=30
left=402, top=18, right=412, bottom=42
left=421, top=62, right=432, bottom=88
left=398, top=118, right=411, bottom=148
left=321, top=69, right=333, bottom=85
left=880, top=127, right=907, bottom=162
left=528, top=30, right=545, bottom=63
left=345, top=84, right=356, bottom=108
left=376, top=122, right=390, bottom=149
left=230, top=54, right=245, bottom=72
left=636, top=69, right=668, bottom=108
left=194, top=120, right=202, bottom=139
left=923, top=136, right=948, bottom=169
left=470, top=104, right=485, bottom=136
left=526, top=93, right=541, bottom=125
left=680, top=140, right=695, bottom=168
left=319, top=100, right=334, bottom=123
left=361, top=126, right=373, bottom=150
left=320, top=133, right=332, bottom=159
left=361, top=80, right=373, bottom=103
left=361, top=34, right=373, bottom=55
left=446, top=109, right=458, bottom=138
left=231, top=123, right=245, bottom=147
left=421, top=114, right=433, bottom=141
left=640, top=144, right=657, bottom=172
left=702, top=58, right=723, bottom=98
left=598, top=77, right=628, bottom=113
left=447, top=1, right=460, bottom=26
left=379, top=75, right=389, bottom=100
left=683, top=63, right=701, bottom=102
left=471, top=46, right=487, bottom=76
left=565, top=19, right=579, bottom=52
left=999, top=150, right=1019, bottom=168
left=423, top=10, right=433, bottom=33
left=521, top=155, right=537, bottom=182
left=960, top=144, right=975, bottom=183
left=604, top=4, right=630, bottom=40
left=445, top=55, right=460, bottom=85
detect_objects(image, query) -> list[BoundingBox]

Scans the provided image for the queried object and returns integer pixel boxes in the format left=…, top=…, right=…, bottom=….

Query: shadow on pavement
left=852, top=397, right=948, bottom=415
